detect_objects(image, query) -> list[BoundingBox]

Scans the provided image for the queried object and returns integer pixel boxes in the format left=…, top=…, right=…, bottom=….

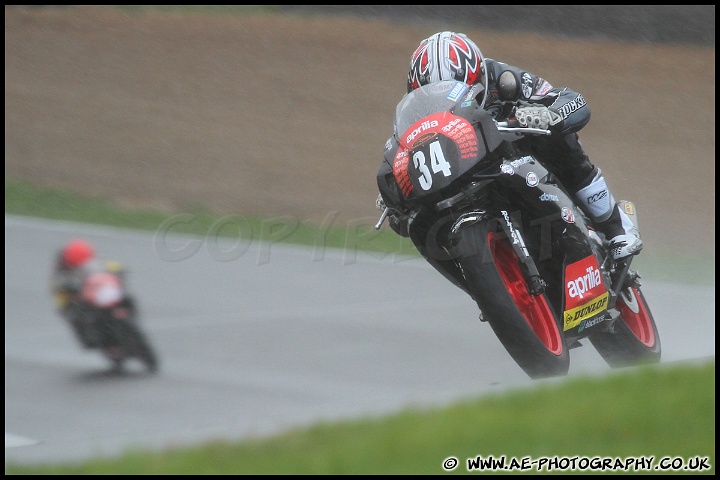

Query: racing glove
left=514, top=105, right=563, bottom=130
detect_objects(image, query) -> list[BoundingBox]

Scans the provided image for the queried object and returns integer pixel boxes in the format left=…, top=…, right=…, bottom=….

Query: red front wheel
left=455, top=223, right=569, bottom=379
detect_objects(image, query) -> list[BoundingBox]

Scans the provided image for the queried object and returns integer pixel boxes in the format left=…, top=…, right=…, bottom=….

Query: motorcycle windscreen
left=393, top=111, right=483, bottom=200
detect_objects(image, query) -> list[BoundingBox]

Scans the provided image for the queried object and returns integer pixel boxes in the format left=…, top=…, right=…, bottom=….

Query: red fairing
left=564, top=255, right=606, bottom=310
left=392, top=112, right=479, bottom=198
left=392, top=149, right=413, bottom=197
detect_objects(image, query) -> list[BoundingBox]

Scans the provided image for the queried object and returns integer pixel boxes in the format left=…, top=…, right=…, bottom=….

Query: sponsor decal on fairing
left=562, top=255, right=609, bottom=331
left=406, top=119, right=440, bottom=145
left=578, top=314, right=607, bottom=332
left=392, top=149, right=413, bottom=196
left=501, top=210, right=530, bottom=256
left=525, top=172, right=539, bottom=187
left=462, top=84, right=482, bottom=103
left=539, top=192, right=559, bottom=202
left=446, top=82, right=468, bottom=102
left=394, top=112, right=479, bottom=197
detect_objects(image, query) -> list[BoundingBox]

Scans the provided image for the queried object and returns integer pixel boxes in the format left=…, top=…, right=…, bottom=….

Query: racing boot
left=574, top=168, right=643, bottom=260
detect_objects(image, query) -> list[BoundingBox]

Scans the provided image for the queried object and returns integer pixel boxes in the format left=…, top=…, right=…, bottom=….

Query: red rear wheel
left=617, top=287, right=656, bottom=347
left=589, top=286, right=661, bottom=368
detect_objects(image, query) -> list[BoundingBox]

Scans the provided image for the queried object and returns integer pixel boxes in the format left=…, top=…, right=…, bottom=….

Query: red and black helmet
left=407, top=31, right=485, bottom=93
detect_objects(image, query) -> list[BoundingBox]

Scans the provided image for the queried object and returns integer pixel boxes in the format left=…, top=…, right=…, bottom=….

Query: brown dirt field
left=5, top=7, right=716, bottom=257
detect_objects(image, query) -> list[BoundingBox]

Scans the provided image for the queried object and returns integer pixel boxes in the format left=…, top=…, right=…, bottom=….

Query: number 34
left=413, top=140, right=452, bottom=190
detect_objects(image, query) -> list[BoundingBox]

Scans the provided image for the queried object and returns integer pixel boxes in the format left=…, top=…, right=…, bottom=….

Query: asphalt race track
left=4, top=215, right=715, bottom=465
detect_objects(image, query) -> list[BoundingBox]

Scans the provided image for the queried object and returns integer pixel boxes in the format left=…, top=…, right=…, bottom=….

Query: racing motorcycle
left=375, top=79, right=661, bottom=379
left=56, top=263, right=159, bottom=373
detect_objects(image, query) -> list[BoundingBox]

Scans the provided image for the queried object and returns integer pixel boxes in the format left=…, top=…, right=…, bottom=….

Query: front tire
left=112, top=319, right=159, bottom=373
left=455, top=223, right=569, bottom=379
left=589, top=286, right=661, bottom=368
left=125, top=321, right=159, bottom=373
left=110, top=300, right=159, bottom=373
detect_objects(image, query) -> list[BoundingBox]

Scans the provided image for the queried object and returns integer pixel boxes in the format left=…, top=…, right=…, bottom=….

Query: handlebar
left=374, top=207, right=389, bottom=230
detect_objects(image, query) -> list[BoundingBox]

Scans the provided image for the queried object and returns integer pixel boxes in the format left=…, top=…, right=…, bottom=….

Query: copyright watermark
left=441, top=455, right=712, bottom=472
left=151, top=211, right=415, bottom=265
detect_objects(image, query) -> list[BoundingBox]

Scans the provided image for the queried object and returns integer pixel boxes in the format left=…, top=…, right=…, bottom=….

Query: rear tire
left=455, top=223, right=569, bottom=379
left=589, top=286, right=661, bottom=368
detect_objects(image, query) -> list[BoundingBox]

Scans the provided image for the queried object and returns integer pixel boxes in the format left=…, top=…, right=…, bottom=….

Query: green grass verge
left=5, top=361, right=715, bottom=474
left=4, top=180, right=417, bottom=258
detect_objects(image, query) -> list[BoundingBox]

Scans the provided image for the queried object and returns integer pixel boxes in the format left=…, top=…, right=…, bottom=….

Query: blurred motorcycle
left=55, top=261, right=159, bottom=373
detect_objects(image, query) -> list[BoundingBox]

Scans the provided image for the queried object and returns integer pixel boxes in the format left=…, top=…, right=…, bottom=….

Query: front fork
left=497, top=209, right=547, bottom=296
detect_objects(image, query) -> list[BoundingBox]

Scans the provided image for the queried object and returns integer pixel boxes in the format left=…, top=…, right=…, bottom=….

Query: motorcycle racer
left=377, top=31, right=642, bottom=262
left=51, top=238, right=128, bottom=348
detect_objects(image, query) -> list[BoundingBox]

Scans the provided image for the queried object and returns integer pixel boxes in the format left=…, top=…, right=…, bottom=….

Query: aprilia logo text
left=567, top=265, right=602, bottom=299
left=406, top=119, right=439, bottom=144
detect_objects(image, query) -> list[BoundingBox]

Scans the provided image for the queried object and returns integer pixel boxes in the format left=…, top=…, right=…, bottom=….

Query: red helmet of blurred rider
left=407, top=31, right=485, bottom=93
left=62, top=239, right=95, bottom=268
